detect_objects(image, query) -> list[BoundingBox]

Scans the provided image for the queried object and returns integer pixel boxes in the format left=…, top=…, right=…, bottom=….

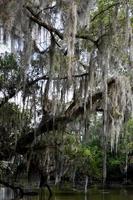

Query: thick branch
left=25, top=6, right=96, bottom=44
left=25, top=5, right=63, bottom=40
left=16, top=78, right=115, bottom=155
left=0, top=72, right=90, bottom=108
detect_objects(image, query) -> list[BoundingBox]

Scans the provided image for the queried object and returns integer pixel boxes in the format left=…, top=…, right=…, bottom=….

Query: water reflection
left=0, top=187, right=14, bottom=200
left=0, top=187, right=133, bottom=200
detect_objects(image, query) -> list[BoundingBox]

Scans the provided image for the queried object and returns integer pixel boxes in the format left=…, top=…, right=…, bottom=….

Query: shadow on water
left=0, top=187, right=133, bottom=200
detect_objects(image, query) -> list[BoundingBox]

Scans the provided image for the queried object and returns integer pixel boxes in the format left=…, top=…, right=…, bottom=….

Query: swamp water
left=0, top=187, right=133, bottom=200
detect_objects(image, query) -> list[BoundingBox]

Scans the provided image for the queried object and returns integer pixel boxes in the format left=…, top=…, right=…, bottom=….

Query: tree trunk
left=124, top=152, right=128, bottom=184
left=72, top=167, right=76, bottom=188
left=55, top=174, right=60, bottom=185
left=39, top=172, right=52, bottom=196
left=102, top=145, right=107, bottom=186
left=85, top=175, right=88, bottom=194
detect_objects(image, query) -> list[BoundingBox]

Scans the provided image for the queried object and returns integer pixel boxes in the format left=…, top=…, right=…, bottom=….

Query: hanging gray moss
left=0, top=0, right=133, bottom=153
left=108, top=76, right=133, bottom=150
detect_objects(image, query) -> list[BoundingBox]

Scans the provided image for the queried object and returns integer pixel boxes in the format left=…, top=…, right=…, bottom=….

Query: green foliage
left=71, top=144, right=102, bottom=179
left=0, top=102, right=30, bottom=130
left=0, top=53, right=21, bottom=94
left=126, top=118, right=133, bottom=134
left=0, top=53, right=18, bottom=70
left=108, top=154, right=125, bottom=168
left=120, top=118, right=133, bottom=153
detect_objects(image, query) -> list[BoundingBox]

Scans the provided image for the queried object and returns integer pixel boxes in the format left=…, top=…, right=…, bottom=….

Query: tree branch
left=25, top=5, right=97, bottom=44
left=25, top=5, right=63, bottom=40
left=0, top=72, right=91, bottom=108
left=91, top=2, right=120, bottom=22
left=16, top=78, right=116, bottom=155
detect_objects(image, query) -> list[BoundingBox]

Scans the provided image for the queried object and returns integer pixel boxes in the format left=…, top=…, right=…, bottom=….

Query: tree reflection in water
left=0, top=187, right=133, bottom=200
left=0, top=187, right=52, bottom=200
left=0, top=187, right=13, bottom=200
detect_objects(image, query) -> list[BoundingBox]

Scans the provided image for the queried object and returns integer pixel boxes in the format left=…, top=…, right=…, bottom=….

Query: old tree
left=0, top=0, right=133, bottom=195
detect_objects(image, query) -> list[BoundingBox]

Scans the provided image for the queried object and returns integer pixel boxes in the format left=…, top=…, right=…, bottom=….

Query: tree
left=0, top=0, right=133, bottom=191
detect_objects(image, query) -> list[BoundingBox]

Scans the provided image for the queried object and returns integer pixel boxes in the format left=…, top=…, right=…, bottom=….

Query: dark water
left=0, top=187, right=133, bottom=200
